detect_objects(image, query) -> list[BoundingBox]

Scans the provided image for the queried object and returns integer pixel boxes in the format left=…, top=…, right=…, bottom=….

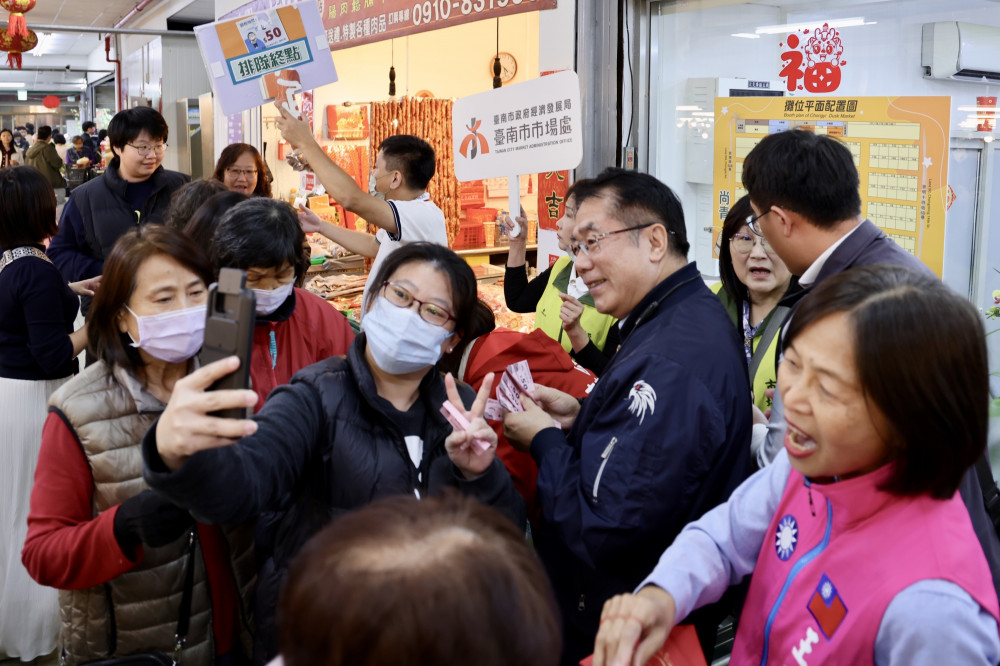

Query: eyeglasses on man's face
left=746, top=210, right=771, bottom=237
left=380, top=282, right=455, bottom=327
left=569, top=222, right=657, bottom=258
left=126, top=143, right=167, bottom=157
left=226, top=167, right=258, bottom=179
left=730, top=232, right=773, bottom=254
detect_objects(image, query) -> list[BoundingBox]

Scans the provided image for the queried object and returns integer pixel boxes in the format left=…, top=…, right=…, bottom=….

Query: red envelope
left=579, top=624, right=706, bottom=666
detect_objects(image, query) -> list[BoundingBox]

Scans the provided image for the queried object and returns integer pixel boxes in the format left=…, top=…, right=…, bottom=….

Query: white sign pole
left=508, top=174, right=522, bottom=232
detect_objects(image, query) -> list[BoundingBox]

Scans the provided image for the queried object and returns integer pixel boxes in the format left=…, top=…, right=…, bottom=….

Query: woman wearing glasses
left=141, top=242, right=524, bottom=664
left=713, top=195, right=794, bottom=413
left=213, top=143, right=272, bottom=198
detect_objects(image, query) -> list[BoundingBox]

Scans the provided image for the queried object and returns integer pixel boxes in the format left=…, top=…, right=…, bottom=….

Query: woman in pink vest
left=592, top=264, right=1000, bottom=666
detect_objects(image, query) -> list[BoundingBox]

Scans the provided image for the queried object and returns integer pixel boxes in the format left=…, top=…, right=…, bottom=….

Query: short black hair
left=718, top=195, right=756, bottom=304
left=378, top=135, right=436, bottom=191
left=36, top=126, right=52, bottom=141
left=742, top=129, right=861, bottom=229
left=82, top=121, right=96, bottom=132
left=368, top=242, right=479, bottom=342
left=182, top=191, right=249, bottom=264
left=437, top=300, right=496, bottom=375
left=577, top=167, right=689, bottom=257
left=0, top=166, right=57, bottom=245
left=783, top=264, right=987, bottom=499
left=165, top=178, right=228, bottom=230
left=107, top=107, right=168, bottom=156
left=212, top=198, right=309, bottom=286
left=52, top=132, right=66, bottom=145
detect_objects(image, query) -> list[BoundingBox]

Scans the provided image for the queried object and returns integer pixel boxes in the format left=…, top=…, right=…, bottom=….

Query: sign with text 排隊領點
left=321, top=0, right=557, bottom=51
left=452, top=70, right=581, bottom=182
left=196, top=0, right=338, bottom=117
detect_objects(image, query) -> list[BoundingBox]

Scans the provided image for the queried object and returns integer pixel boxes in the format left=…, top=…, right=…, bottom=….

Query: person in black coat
left=142, top=242, right=525, bottom=664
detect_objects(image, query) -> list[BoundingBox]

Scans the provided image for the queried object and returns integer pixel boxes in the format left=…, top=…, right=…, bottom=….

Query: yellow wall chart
left=713, top=96, right=950, bottom=276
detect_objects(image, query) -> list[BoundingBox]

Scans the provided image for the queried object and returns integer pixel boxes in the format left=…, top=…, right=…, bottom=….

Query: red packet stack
left=579, top=624, right=706, bottom=666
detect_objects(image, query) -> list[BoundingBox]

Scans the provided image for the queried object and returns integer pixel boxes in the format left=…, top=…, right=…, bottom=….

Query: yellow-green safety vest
left=534, top=255, right=617, bottom=353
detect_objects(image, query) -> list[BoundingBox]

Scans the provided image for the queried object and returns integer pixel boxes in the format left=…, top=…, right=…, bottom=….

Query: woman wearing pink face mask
left=23, top=225, right=255, bottom=665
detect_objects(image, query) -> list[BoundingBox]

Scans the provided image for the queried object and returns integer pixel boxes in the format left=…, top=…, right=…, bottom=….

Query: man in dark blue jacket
left=504, top=168, right=753, bottom=665
left=47, top=107, right=188, bottom=315
left=743, top=128, right=1000, bottom=602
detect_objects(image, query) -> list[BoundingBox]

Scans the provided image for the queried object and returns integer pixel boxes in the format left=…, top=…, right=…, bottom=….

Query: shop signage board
left=712, top=96, right=950, bottom=277
left=452, top=70, right=581, bottom=217
left=321, top=0, right=557, bottom=51
left=196, top=0, right=338, bottom=117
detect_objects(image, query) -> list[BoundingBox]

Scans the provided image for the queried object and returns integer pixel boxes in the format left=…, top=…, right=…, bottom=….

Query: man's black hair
left=741, top=129, right=861, bottom=229
left=107, top=107, right=169, bottom=152
left=36, top=126, right=52, bottom=141
left=579, top=167, right=690, bottom=258
left=82, top=121, right=96, bottom=133
left=378, top=135, right=436, bottom=191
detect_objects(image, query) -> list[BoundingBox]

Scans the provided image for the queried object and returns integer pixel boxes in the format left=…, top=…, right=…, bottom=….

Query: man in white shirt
left=276, top=105, right=447, bottom=312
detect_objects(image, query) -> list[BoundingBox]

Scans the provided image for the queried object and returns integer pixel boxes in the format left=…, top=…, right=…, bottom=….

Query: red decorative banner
left=537, top=169, right=568, bottom=232
left=321, top=0, right=557, bottom=51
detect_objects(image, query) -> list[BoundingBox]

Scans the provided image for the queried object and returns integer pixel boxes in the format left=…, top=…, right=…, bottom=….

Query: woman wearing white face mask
left=211, top=198, right=355, bottom=411
left=143, top=242, right=525, bottom=665
left=23, top=225, right=256, bottom=665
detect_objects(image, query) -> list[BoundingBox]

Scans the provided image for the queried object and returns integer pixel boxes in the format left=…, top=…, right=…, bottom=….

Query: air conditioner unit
left=922, top=22, right=1000, bottom=83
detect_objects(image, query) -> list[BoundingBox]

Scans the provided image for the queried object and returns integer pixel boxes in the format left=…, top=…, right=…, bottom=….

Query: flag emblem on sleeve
left=807, top=574, right=848, bottom=640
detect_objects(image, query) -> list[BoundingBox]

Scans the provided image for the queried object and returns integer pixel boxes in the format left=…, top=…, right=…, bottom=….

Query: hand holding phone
left=199, top=268, right=256, bottom=419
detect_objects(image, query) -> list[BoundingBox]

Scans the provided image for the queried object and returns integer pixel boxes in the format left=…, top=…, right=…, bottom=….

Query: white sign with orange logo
left=452, top=70, right=582, bottom=182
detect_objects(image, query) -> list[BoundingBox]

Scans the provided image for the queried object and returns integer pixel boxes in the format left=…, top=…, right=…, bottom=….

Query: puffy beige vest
left=48, top=362, right=252, bottom=665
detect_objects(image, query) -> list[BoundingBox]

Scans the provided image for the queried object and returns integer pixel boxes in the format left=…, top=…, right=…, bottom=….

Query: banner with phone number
left=321, top=0, right=557, bottom=52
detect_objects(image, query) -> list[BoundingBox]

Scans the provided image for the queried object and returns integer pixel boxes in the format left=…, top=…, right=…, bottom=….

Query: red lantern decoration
left=0, top=0, right=36, bottom=38
left=42, top=95, right=59, bottom=109
left=0, top=28, right=36, bottom=69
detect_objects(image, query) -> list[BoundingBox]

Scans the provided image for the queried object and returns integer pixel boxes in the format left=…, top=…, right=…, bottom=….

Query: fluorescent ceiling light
left=731, top=33, right=761, bottom=39
left=755, top=17, right=870, bottom=35
left=0, top=82, right=25, bottom=88
left=675, top=105, right=702, bottom=111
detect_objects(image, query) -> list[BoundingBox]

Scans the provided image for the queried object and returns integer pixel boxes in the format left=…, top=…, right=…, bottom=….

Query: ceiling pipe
left=114, top=0, right=158, bottom=29
left=106, top=34, right=122, bottom=112
left=5, top=67, right=113, bottom=73
left=1, top=23, right=196, bottom=36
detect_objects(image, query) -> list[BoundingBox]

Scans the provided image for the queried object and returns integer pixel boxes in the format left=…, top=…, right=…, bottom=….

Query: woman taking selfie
left=23, top=225, right=254, bottom=665
left=593, top=265, right=1000, bottom=666
left=143, top=242, right=524, bottom=664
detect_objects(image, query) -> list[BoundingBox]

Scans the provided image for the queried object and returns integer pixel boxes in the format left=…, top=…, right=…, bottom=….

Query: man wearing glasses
left=48, top=107, right=188, bottom=315
left=503, top=167, right=753, bottom=665
left=743, top=128, right=1000, bottom=602
left=742, top=129, right=930, bottom=468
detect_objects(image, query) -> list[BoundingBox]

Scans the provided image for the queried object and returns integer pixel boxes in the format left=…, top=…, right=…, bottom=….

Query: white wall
left=649, top=0, right=1000, bottom=274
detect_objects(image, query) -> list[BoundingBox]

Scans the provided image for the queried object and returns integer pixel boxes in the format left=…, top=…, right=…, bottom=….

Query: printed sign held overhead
left=196, top=0, right=338, bottom=117
left=452, top=70, right=582, bottom=182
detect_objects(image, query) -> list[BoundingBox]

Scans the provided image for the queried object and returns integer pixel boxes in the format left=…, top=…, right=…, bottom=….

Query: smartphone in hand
left=199, top=268, right=256, bottom=419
